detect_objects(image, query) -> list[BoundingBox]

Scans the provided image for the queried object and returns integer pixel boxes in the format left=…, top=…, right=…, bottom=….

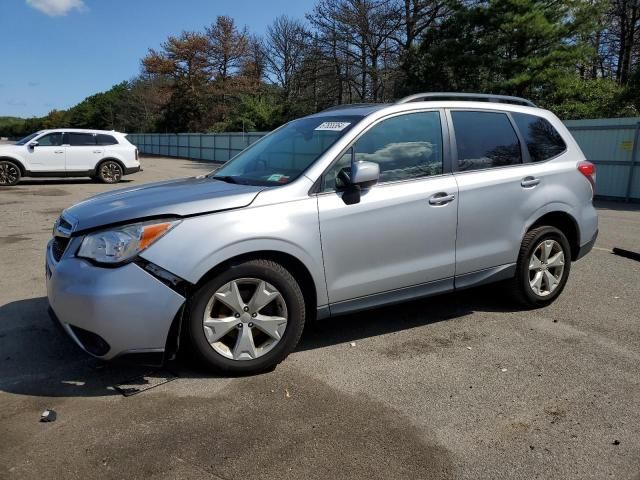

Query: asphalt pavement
left=0, top=156, right=638, bottom=479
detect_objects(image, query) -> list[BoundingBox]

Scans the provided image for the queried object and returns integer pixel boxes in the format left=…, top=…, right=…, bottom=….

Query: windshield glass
left=210, top=116, right=361, bottom=186
left=15, top=132, right=42, bottom=145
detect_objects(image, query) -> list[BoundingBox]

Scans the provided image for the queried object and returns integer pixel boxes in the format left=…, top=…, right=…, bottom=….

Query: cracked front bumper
left=46, top=240, right=185, bottom=360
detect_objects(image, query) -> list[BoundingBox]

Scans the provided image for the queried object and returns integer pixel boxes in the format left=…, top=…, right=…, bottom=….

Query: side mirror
left=28, top=141, right=38, bottom=149
left=351, top=161, right=379, bottom=188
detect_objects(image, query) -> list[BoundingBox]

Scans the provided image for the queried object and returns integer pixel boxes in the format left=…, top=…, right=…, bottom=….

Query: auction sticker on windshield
left=315, top=122, right=351, bottom=131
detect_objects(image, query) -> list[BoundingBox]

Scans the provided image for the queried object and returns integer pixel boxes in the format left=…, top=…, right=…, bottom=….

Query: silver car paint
left=46, top=244, right=184, bottom=359
left=46, top=100, right=598, bottom=360
left=63, top=176, right=265, bottom=232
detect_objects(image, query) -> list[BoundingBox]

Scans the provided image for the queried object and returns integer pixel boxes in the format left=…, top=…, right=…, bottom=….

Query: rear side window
left=68, top=133, right=96, bottom=146
left=452, top=111, right=522, bottom=171
left=512, top=113, right=566, bottom=162
left=96, top=134, right=118, bottom=145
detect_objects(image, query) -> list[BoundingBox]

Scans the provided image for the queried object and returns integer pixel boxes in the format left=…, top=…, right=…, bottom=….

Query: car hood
left=63, top=176, right=265, bottom=232
left=0, top=144, right=19, bottom=152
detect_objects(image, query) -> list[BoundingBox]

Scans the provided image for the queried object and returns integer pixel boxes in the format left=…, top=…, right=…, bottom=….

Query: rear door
left=65, top=132, right=103, bottom=172
left=317, top=110, right=458, bottom=309
left=27, top=132, right=65, bottom=172
left=449, top=109, right=550, bottom=275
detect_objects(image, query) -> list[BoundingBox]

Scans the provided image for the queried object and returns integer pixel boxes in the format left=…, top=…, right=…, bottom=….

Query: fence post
left=626, top=122, right=640, bottom=202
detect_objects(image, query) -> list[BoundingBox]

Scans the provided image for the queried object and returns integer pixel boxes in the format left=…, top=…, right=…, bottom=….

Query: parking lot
left=0, top=155, right=639, bottom=479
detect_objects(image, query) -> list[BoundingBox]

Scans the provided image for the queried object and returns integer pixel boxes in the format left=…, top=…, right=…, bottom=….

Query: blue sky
left=0, top=0, right=314, bottom=118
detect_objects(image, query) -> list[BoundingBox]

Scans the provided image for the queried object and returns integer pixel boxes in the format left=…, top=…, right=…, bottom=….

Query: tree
left=206, top=16, right=249, bottom=81
left=264, top=16, right=310, bottom=100
left=403, top=0, right=598, bottom=99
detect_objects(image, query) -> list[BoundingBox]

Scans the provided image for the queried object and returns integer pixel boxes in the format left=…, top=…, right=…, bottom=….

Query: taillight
left=135, top=148, right=139, bottom=161
left=577, top=161, right=596, bottom=194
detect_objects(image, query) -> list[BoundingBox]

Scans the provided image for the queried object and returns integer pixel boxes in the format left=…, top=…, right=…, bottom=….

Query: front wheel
left=185, top=259, right=306, bottom=375
left=511, top=226, right=572, bottom=308
left=0, top=160, right=21, bottom=186
left=97, top=160, right=123, bottom=184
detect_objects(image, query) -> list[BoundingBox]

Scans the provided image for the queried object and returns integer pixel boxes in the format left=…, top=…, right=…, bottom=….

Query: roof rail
left=396, top=92, right=537, bottom=108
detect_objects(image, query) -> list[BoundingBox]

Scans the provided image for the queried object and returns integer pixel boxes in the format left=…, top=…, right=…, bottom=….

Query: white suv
left=0, top=129, right=141, bottom=186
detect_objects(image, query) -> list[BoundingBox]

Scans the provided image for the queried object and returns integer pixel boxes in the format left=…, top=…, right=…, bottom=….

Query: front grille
left=52, top=236, right=70, bottom=262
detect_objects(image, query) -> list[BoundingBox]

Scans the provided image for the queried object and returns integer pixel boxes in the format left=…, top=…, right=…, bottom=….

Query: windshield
left=210, top=116, right=361, bottom=186
left=15, top=132, right=42, bottom=145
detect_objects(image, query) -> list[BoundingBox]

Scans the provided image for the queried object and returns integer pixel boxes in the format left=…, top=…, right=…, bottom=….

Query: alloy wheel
left=100, top=162, right=122, bottom=183
left=0, top=161, right=19, bottom=186
left=528, top=239, right=565, bottom=297
left=202, top=278, right=288, bottom=360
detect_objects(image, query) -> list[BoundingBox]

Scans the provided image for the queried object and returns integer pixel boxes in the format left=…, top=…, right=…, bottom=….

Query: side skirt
left=316, top=263, right=516, bottom=320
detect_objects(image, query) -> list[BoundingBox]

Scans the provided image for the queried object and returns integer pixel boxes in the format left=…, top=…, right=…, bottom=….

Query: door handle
left=429, top=192, right=456, bottom=205
left=521, top=176, right=540, bottom=188
left=54, top=150, right=64, bottom=154
left=93, top=150, right=103, bottom=154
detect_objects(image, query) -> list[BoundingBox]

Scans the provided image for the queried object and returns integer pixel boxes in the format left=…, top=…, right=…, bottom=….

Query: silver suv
left=46, top=93, right=598, bottom=374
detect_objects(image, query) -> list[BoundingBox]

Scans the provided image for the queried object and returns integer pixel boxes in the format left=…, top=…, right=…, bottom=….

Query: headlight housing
left=77, top=219, right=180, bottom=265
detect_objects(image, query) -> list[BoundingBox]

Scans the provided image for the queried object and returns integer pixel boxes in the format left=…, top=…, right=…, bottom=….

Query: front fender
left=140, top=198, right=329, bottom=306
left=0, top=155, right=27, bottom=173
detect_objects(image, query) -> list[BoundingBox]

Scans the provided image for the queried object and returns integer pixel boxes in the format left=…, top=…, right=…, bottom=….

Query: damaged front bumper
left=46, top=239, right=185, bottom=360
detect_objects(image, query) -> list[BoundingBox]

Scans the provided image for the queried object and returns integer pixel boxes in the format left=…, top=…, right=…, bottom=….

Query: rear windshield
left=210, top=116, right=361, bottom=186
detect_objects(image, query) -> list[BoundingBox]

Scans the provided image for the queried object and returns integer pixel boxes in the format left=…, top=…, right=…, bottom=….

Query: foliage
left=2, top=2, right=639, bottom=137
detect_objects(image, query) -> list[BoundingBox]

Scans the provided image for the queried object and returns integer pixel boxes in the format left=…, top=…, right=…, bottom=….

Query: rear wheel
left=185, top=259, right=306, bottom=375
left=0, top=160, right=21, bottom=186
left=511, top=226, right=571, bottom=308
left=97, top=160, right=123, bottom=184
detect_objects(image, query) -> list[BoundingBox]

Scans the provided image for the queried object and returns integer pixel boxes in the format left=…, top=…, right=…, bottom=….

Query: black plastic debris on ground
left=40, top=409, right=56, bottom=422
left=113, top=370, right=177, bottom=397
left=612, top=247, right=640, bottom=262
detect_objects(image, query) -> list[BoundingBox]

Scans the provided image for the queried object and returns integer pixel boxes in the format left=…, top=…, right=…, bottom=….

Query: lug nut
left=243, top=306, right=249, bottom=312
left=251, top=313, right=257, bottom=318
left=236, top=323, right=243, bottom=329
left=248, top=322, right=254, bottom=328
left=234, top=313, right=241, bottom=318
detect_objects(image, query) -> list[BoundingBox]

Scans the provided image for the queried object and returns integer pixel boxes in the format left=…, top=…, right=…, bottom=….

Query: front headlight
left=77, top=219, right=180, bottom=265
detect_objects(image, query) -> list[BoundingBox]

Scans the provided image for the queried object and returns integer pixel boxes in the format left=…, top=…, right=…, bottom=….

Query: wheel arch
left=165, top=249, right=319, bottom=360
left=526, top=210, right=580, bottom=261
left=94, top=157, right=126, bottom=175
left=0, top=156, right=26, bottom=176
left=193, top=250, right=318, bottom=319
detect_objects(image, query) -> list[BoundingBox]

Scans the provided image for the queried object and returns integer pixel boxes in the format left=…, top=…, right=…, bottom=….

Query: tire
left=97, top=160, right=123, bottom=184
left=0, top=160, right=21, bottom=186
left=511, top=226, right=572, bottom=308
left=185, top=259, right=306, bottom=375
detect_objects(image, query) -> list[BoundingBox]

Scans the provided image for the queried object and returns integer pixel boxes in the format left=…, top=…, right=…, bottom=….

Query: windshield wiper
left=212, top=175, right=239, bottom=184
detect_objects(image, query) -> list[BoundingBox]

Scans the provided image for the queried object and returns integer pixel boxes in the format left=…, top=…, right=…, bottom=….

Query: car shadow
left=16, top=179, right=133, bottom=186
left=0, top=286, right=518, bottom=397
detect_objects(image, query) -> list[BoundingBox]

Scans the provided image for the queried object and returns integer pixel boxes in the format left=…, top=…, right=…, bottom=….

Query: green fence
left=126, top=132, right=267, bottom=163
left=127, top=117, right=640, bottom=201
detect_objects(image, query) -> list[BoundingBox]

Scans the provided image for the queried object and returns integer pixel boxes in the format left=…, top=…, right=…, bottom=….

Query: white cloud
left=26, top=0, right=86, bottom=16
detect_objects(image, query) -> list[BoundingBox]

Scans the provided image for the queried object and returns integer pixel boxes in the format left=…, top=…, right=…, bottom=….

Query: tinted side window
left=512, top=113, right=566, bottom=162
left=452, top=111, right=522, bottom=171
left=96, top=134, right=118, bottom=145
left=36, top=133, right=63, bottom=146
left=68, top=133, right=97, bottom=146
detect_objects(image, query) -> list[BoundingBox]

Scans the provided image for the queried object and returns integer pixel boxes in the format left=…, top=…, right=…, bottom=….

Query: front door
left=317, top=111, right=458, bottom=309
left=28, top=132, right=65, bottom=172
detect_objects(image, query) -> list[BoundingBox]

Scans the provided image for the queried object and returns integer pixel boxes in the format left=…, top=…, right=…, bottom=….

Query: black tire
left=511, top=226, right=572, bottom=308
left=97, top=160, right=123, bottom=184
left=0, top=160, right=21, bottom=186
left=185, top=259, right=306, bottom=375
